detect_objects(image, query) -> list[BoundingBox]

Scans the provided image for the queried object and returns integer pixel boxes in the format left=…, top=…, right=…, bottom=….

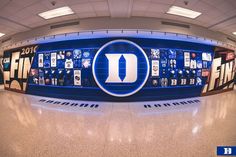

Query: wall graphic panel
left=3, top=45, right=38, bottom=92
left=26, top=38, right=214, bottom=101
left=202, top=47, right=235, bottom=95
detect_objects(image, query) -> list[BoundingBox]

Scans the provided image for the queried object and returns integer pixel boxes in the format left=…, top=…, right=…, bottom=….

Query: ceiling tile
left=228, top=0, right=236, bottom=7
left=145, top=11, right=164, bottom=18
left=108, top=0, right=133, bottom=17
left=19, top=16, right=45, bottom=26
left=70, top=2, right=94, bottom=13
left=150, top=0, right=175, bottom=5
left=214, top=1, right=236, bottom=13
left=91, top=1, right=109, bottom=12
left=146, top=2, right=170, bottom=13
left=89, top=0, right=107, bottom=2
left=40, top=0, right=67, bottom=10
left=0, top=0, right=39, bottom=16
left=132, top=1, right=149, bottom=12
left=0, top=0, right=11, bottom=9
left=189, top=1, right=218, bottom=14
left=0, top=0, right=235, bottom=41
left=173, top=0, right=199, bottom=8
left=202, top=0, right=225, bottom=6
left=77, top=12, right=97, bottom=18
left=65, top=0, right=89, bottom=5
left=13, top=3, right=47, bottom=20
left=0, top=17, right=30, bottom=31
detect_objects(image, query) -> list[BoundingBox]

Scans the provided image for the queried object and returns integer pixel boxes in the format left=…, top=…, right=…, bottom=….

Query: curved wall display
left=2, top=37, right=235, bottom=101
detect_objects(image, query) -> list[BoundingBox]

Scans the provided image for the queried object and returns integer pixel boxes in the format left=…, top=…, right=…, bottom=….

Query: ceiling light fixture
left=38, top=6, right=74, bottom=19
left=0, top=33, right=5, bottom=37
left=167, top=6, right=201, bottom=19
left=232, top=32, right=236, bottom=35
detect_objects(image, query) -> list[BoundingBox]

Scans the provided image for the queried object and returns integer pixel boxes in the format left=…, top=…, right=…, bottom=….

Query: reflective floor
left=0, top=86, right=236, bottom=157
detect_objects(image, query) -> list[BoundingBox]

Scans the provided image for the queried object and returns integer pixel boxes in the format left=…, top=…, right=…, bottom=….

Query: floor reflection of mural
left=0, top=90, right=236, bottom=157
left=202, top=47, right=235, bottom=95
left=3, top=92, right=37, bottom=127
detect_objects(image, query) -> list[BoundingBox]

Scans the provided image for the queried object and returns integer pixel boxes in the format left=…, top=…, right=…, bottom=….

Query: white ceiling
left=0, top=0, right=236, bottom=39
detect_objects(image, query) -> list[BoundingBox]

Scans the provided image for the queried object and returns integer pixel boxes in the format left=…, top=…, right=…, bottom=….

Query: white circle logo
left=92, top=40, right=150, bottom=97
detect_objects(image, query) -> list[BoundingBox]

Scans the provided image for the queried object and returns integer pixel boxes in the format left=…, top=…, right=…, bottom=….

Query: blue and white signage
left=217, top=146, right=236, bottom=156
left=92, top=40, right=150, bottom=97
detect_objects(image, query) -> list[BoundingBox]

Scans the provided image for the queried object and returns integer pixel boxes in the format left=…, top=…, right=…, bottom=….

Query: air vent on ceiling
left=161, top=21, right=190, bottom=29
left=50, top=21, right=80, bottom=29
left=1, top=38, right=11, bottom=43
left=227, top=37, right=236, bottom=43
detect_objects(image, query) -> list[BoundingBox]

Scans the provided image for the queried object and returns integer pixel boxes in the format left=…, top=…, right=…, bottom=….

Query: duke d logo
left=92, top=40, right=150, bottom=97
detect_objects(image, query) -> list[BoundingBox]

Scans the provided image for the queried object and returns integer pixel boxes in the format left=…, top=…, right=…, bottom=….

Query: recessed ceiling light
left=0, top=33, right=5, bottom=37
left=233, top=32, right=236, bottom=35
left=38, top=6, right=74, bottom=20
left=167, top=6, right=202, bottom=19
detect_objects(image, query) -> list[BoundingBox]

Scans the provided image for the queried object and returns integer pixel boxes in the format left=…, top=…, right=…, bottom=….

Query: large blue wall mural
left=2, top=37, right=235, bottom=101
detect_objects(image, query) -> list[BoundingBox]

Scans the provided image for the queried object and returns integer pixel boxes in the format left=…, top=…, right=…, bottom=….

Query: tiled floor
left=0, top=87, right=236, bottom=157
